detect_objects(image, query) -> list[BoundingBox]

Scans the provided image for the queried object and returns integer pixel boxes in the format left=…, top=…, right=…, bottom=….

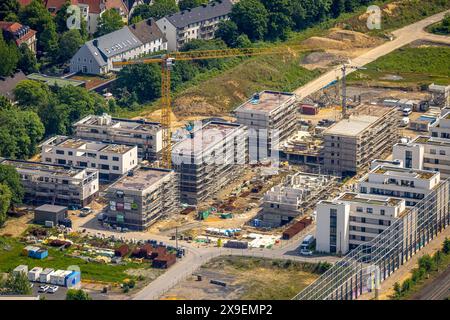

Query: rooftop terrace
left=338, top=192, right=403, bottom=207
left=0, top=159, right=88, bottom=177
left=372, top=165, right=437, bottom=180
left=52, top=137, right=135, bottom=154
left=414, top=136, right=450, bottom=147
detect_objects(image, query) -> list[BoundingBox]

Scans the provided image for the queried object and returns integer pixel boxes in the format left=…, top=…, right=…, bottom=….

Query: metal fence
left=294, top=179, right=450, bottom=300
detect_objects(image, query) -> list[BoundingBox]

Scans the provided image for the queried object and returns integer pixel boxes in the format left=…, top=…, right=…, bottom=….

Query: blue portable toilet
left=64, top=271, right=81, bottom=288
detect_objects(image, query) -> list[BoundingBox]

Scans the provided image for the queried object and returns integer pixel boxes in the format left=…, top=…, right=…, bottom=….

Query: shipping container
left=65, top=271, right=81, bottom=288
left=114, top=244, right=130, bottom=257
left=28, top=267, right=43, bottom=281
left=39, top=268, right=54, bottom=283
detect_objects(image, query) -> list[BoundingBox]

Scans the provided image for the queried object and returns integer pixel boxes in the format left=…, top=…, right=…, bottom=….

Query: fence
left=293, top=179, right=450, bottom=300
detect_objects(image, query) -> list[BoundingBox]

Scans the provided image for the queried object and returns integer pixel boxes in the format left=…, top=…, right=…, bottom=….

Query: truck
left=299, top=235, right=315, bottom=256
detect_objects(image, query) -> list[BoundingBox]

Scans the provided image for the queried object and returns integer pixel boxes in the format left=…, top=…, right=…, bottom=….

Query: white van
left=403, top=107, right=412, bottom=116
left=300, top=235, right=315, bottom=255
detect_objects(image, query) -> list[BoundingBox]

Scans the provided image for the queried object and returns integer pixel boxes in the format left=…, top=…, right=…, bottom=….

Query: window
left=439, top=150, right=446, bottom=156
left=356, top=207, right=363, bottom=212
left=367, top=208, right=373, bottom=214
left=380, top=209, right=385, bottom=216
left=68, top=151, right=73, bottom=156
left=56, top=150, right=64, bottom=155
left=45, top=158, right=51, bottom=162
left=100, top=155, right=108, bottom=160
left=101, top=164, right=110, bottom=170
left=91, top=163, right=96, bottom=168
left=112, top=156, right=119, bottom=161
left=430, top=149, right=436, bottom=155
left=112, top=166, right=119, bottom=171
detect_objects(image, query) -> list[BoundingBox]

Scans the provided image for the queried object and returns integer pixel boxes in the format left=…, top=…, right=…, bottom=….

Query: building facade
left=41, top=136, right=138, bottom=181
left=70, top=18, right=167, bottom=75
left=73, top=114, right=163, bottom=160
left=172, top=121, right=247, bottom=205
left=358, top=165, right=441, bottom=207
left=105, top=167, right=178, bottom=230
left=316, top=192, right=407, bottom=254
left=0, top=159, right=98, bottom=207
left=156, top=0, right=233, bottom=51
left=321, top=105, right=399, bottom=176
left=235, top=91, right=297, bottom=162
left=393, top=111, right=450, bottom=178
left=0, top=21, right=37, bottom=53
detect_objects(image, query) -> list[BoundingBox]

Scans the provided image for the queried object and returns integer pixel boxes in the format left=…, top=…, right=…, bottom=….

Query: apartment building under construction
left=262, top=173, right=338, bottom=227
left=105, top=167, right=178, bottom=230
left=73, top=114, right=163, bottom=160
left=0, top=158, right=98, bottom=207
left=172, top=121, right=247, bottom=205
left=322, top=104, right=399, bottom=176
left=235, top=90, right=297, bottom=162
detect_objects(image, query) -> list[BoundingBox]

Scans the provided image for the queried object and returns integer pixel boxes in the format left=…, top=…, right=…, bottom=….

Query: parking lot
left=32, top=284, right=67, bottom=300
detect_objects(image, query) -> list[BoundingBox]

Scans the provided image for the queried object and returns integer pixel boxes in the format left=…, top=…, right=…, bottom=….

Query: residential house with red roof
left=0, top=21, right=37, bottom=54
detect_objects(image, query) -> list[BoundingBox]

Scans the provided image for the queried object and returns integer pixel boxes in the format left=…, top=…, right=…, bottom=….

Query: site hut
left=34, top=204, right=68, bottom=226
left=156, top=0, right=233, bottom=51
left=73, top=114, right=163, bottom=161
left=39, top=268, right=54, bottom=283
left=234, top=91, right=297, bottom=163
left=315, top=192, right=407, bottom=254
left=105, top=167, right=179, bottom=231
left=358, top=165, right=441, bottom=207
left=321, top=104, right=399, bottom=177
left=40, top=136, right=138, bottom=182
left=28, top=267, right=43, bottom=282
left=13, top=265, right=28, bottom=276
left=261, top=173, right=338, bottom=227
left=171, top=121, right=247, bottom=205
left=0, top=158, right=98, bottom=208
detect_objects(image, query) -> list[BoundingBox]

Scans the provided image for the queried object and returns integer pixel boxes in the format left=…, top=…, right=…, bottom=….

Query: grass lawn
left=201, top=256, right=324, bottom=300
left=0, top=236, right=144, bottom=284
left=348, top=47, right=450, bottom=87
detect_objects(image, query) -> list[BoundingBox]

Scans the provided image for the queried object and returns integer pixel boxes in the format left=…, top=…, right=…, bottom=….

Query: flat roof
left=75, top=114, right=161, bottom=130
left=27, top=73, right=85, bottom=87
left=324, top=104, right=394, bottom=136
left=235, top=90, right=295, bottom=114
left=0, top=158, right=87, bottom=177
left=338, top=192, right=403, bottom=206
left=54, top=137, right=135, bottom=154
left=172, top=121, right=242, bottom=155
left=372, top=165, right=438, bottom=180
left=111, top=167, right=172, bottom=191
left=35, top=204, right=67, bottom=213
left=414, top=136, right=450, bottom=147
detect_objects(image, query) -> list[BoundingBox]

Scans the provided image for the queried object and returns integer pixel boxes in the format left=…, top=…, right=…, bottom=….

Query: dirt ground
left=160, top=256, right=319, bottom=300
left=0, top=213, right=33, bottom=237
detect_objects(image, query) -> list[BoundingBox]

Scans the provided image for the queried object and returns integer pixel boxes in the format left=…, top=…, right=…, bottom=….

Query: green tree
left=0, top=32, right=19, bottom=76
left=235, top=34, right=251, bottom=48
left=18, top=43, right=38, bottom=74
left=230, top=0, right=269, bottom=41
left=443, top=237, right=450, bottom=254
left=129, top=4, right=152, bottom=22
left=0, top=184, right=12, bottom=226
left=148, top=0, right=179, bottom=20
left=393, top=282, right=401, bottom=298
left=58, top=29, right=84, bottom=62
left=19, top=0, right=58, bottom=54
left=215, top=20, right=239, bottom=47
left=261, top=0, right=293, bottom=40
left=114, top=64, right=161, bottom=103
left=14, top=80, right=52, bottom=110
left=66, top=289, right=91, bottom=300
left=0, top=0, right=20, bottom=21
left=0, top=271, right=32, bottom=295
left=331, top=0, right=345, bottom=18
left=0, top=164, right=23, bottom=205
left=178, top=0, right=208, bottom=11
left=95, top=8, right=124, bottom=37
left=418, top=254, right=435, bottom=272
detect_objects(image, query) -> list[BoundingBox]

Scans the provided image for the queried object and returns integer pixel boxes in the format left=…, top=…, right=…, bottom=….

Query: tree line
left=216, top=0, right=380, bottom=46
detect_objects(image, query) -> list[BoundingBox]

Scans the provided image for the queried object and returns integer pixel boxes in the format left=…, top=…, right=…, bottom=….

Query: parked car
left=38, top=285, right=50, bottom=293
left=300, top=249, right=313, bottom=256
left=80, top=207, right=93, bottom=217
left=48, top=285, right=59, bottom=293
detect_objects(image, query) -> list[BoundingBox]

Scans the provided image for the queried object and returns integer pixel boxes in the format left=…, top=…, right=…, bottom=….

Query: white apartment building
left=393, top=111, right=450, bottom=178
left=316, top=192, right=407, bottom=254
left=234, top=91, right=297, bottom=162
left=156, top=0, right=233, bottom=51
left=358, top=165, right=441, bottom=207
left=70, top=18, right=167, bottom=75
left=73, top=114, right=163, bottom=160
left=0, top=158, right=99, bottom=207
left=41, top=136, right=138, bottom=181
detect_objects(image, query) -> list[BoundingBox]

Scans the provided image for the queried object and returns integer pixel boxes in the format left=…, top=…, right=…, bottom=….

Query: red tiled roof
left=0, top=21, right=37, bottom=46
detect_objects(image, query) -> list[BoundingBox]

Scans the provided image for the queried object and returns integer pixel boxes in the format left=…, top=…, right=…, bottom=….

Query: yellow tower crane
left=113, top=45, right=309, bottom=169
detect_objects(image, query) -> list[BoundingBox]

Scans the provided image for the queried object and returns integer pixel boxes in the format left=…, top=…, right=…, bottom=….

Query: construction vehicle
left=113, top=45, right=309, bottom=169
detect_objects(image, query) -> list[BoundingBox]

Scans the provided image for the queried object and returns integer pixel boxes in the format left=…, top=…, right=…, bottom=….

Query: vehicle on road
left=300, top=235, right=315, bottom=256
left=403, top=107, right=412, bottom=116
left=80, top=207, right=93, bottom=217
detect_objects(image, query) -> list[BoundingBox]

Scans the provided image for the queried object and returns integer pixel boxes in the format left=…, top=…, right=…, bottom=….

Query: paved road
left=411, top=265, right=450, bottom=300
left=294, top=9, right=450, bottom=100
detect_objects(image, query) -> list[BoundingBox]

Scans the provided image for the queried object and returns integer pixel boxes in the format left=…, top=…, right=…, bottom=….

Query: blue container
left=65, top=271, right=81, bottom=288
left=29, top=249, right=48, bottom=259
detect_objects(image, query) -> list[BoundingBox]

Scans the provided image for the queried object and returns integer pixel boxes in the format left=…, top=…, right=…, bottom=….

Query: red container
left=300, top=104, right=318, bottom=115
left=115, top=244, right=129, bottom=257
